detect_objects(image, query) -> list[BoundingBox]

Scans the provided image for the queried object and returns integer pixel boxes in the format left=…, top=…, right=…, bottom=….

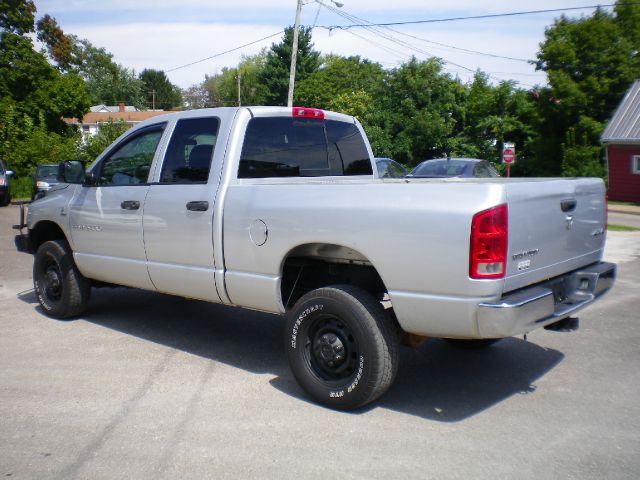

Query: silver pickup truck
left=15, top=106, right=615, bottom=409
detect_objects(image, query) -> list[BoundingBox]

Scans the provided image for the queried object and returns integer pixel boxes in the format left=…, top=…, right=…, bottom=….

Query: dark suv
left=0, top=160, right=13, bottom=207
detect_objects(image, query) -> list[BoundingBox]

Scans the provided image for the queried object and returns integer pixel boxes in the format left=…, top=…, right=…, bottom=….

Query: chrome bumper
left=477, top=262, right=616, bottom=338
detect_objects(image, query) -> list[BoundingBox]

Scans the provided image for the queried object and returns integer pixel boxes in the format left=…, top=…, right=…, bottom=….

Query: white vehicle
left=15, top=107, right=616, bottom=409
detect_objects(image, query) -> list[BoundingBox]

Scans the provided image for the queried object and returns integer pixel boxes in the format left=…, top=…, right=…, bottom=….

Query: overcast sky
left=33, top=1, right=613, bottom=90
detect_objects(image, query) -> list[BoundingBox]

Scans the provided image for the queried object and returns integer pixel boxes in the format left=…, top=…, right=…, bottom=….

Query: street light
left=287, top=0, right=343, bottom=107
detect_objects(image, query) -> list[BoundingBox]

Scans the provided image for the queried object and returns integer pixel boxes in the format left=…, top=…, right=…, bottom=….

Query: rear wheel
left=33, top=240, right=91, bottom=319
left=285, top=285, right=399, bottom=410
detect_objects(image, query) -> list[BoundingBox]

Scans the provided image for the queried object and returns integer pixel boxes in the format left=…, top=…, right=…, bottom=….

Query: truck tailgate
left=503, top=178, right=606, bottom=293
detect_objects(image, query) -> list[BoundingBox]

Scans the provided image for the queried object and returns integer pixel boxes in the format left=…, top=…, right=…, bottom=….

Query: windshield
left=412, top=160, right=470, bottom=177
left=37, top=165, right=59, bottom=177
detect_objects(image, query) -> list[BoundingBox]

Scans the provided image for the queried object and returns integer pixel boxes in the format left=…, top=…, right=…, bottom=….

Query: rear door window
left=160, top=117, right=220, bottom=184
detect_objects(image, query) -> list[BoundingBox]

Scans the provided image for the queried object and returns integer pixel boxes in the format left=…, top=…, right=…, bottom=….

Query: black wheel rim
left=40, top=254, right=63, bottom=303
left=304, top=314, right=360, bottom=383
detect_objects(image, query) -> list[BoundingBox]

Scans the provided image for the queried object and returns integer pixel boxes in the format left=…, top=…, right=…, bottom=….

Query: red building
left=601, top=80, right=640, bottom=202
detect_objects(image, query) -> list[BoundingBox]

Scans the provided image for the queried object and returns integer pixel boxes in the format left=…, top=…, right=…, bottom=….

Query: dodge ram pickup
left=15, top=106, right=616, bottom=409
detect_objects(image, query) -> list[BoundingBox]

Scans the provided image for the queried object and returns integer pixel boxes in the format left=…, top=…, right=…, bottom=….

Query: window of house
left=99, top=126, right=165, bottom=185
left=632, top=155, right=640, bottom=175
left=160, top=117, right=220, bottom=184
left=238, top=117, right=372, bottom=178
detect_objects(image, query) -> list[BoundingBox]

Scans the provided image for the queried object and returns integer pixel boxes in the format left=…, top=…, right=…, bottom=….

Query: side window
left=99, top=127, right=164, bottom=186
left=326, top=120, right=372, bottom=176
left=160, top=117, right=220, bottom=184
left=632, top=155, right=640, bottom=175
left=473, top=163, right=489, bottom=178
left=239, top=117, right=329, bottom=178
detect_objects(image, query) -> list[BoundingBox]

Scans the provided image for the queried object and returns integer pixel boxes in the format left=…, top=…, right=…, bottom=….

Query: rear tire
left=285, top=285, right=399, bottom=410
left=33, top=240, right=91, bottom=319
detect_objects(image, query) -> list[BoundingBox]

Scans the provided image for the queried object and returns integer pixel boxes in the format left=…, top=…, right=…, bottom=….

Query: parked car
left=32, top=164, right=60, bottom=200
left=408, top=158, right=500, bottom=178
left=0, top=160, right=13, bottom=207
left=15, top=106, right=615, bottom=410
left=375, top=157, right=408, bottom=178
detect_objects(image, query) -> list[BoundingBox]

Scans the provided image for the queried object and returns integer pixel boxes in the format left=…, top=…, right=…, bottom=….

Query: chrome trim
left=477, top=262, right=616, bottom=338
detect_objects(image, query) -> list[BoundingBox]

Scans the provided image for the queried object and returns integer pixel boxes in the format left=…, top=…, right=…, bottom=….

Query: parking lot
left=1, top=203, right=639, bottom=480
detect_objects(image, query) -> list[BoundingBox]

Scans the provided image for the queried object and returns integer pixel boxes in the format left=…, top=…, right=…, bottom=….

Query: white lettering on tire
left=290, top=304, right=324, bottom=349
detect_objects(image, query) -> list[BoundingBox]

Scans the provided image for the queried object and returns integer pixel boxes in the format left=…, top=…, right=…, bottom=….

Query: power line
left=166, top=31, right=284, bottom=73
left=385, top=30, right=532, bottom=63
left=316, top=1, right=539, bottom=86
left=318, top=3, right=631, bottom=29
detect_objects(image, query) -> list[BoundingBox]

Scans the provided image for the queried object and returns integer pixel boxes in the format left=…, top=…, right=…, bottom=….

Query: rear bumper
left=477, top=261, right=616, bottom=338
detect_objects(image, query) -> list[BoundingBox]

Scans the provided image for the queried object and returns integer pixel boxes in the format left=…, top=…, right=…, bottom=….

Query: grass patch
left=608, top=200, right=640, bottom=207
left=608, top=224, right=640, bottom=232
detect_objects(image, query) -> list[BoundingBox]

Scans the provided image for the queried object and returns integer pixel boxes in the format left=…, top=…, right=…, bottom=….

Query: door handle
left=560, top=199, right=577, bottom=212
left=121, top=200, right=140, bottom=210
left=186, top=201, right=209, bottom=212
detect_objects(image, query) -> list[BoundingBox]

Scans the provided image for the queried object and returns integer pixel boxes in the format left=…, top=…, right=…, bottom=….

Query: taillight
left=292, top=107, right=324, bottom=119
left=469, top=204, right=508, bottom=279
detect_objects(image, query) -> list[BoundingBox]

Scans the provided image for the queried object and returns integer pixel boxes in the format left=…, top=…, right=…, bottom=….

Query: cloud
left=33, top=0, right=605, bottom=89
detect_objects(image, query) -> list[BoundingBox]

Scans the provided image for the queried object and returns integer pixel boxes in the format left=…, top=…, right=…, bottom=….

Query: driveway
left=1, top=204, right=639, bottom=479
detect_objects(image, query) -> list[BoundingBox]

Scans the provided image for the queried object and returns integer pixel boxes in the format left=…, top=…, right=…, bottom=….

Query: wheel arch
left=30, top=220, right=69, bottom=253
left=279, top=242, right=388, bottom=310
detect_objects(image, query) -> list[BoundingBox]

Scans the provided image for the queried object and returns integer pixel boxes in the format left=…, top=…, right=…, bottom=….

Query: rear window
left=413, top=160, right=468, bottom=177
left=238, top=117, right=372, bottom=178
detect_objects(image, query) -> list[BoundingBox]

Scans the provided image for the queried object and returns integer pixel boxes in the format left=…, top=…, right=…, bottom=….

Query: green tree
left=203, top=52, right=268, bottom=107
left=182, top=83, right=211, bottom=109
left=533, top=2, right=640, bottom=175
left=328, top=90, right=393, bottom=158
left=0, top=1, right=89, bottom=187
left=0, top=0, right=36, bottom=35
left=35, top=20, right=147, bottom=110
left=259, top=26, right=320, bottom=106
left=380, top=57, right=466, bottom=166
left=78, top=120, right=130, bottom=163
left=295, top=55, right=384, bottom=109
left=139, top=69, right=182, bottom=110
left=454, top=72, right=538, bottom=173
left=561, top=128, right=605, bottom=177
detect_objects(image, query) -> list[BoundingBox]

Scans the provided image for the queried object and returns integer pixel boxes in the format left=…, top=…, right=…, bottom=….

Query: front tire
left=33, top=240, right=91, bottom=319
left=285, top=285, right=399, bottom=410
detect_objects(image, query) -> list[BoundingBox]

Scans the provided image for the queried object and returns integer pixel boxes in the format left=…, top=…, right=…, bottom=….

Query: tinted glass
left=326, top=120, right=372, bottom=176
left=239, top=117, right=328, bottom=178
left=99, top=127, right=164, bottom=185
left=413, top=160, right=468, bottom=177
left=37, top=165, right=59, bottom=177
left=160, top=117, right=220, bottom=184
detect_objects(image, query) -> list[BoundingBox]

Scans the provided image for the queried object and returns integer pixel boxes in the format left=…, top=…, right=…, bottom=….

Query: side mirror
left=57, top=160, right=86, bottom=184
left=6, top=170, right=13, bottom=176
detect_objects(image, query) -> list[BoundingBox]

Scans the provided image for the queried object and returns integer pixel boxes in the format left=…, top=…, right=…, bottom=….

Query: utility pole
left=237, top=72, right=241, bottom=106
left=287, top=0, right=303, bottom=108
left=149, top=89, right=157, bottom=110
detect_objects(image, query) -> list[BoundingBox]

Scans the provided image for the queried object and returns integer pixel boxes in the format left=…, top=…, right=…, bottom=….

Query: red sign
left=502, top=147, right=515, bottom=164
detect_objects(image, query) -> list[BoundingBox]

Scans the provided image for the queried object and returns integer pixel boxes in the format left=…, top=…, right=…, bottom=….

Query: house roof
left=602, top=80, right=640, bottom=143
left=90, top=104, right=139, bottom=113
left=64, top=110, right=169, bottom=125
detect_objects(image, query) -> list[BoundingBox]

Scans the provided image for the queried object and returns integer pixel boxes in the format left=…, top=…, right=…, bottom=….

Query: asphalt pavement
left=1, top=204, right=639, bottom=480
